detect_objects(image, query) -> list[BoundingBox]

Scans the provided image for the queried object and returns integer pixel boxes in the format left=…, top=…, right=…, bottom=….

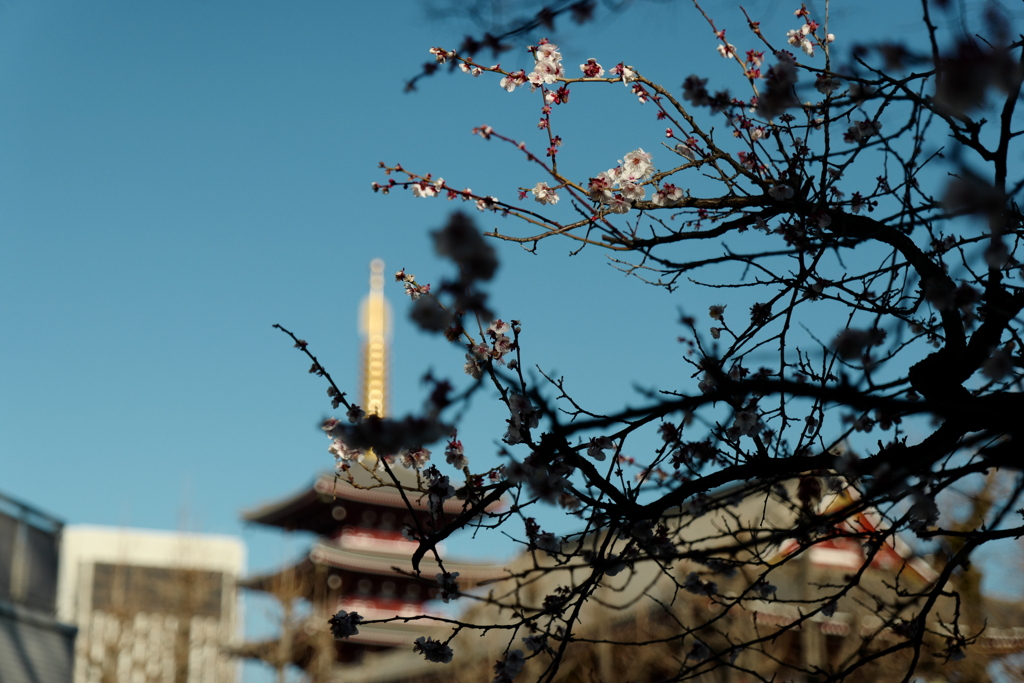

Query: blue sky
left=1, top=0, right=1019, bottom=680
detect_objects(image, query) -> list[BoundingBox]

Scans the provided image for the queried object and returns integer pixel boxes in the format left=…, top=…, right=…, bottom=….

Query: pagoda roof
left=240, top=539, right=507, bottom=597
left=241, top=466, right=476, bottom=531
left=308, top=541, right=507, bottom=582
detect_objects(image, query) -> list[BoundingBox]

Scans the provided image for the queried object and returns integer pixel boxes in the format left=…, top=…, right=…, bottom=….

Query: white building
left=57, top=526, right=245, bottom=683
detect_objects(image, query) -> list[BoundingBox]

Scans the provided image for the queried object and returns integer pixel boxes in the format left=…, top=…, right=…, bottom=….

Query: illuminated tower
left=360, top=259, right=390, bottom=418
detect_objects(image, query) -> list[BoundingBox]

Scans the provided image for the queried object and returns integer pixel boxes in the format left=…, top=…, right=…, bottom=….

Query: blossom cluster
left=500, top=39, right=564, bottom=92
left=504, top=392, right=538, bottom=445
left=464, top=320, right=517, bottom=378
left=436, top=571, right=460, bottom=603
left=424, top=465, right=455, bottom=515
left=492, top=649, right=526, bottom=683
left=413, top=636, right=454, bottom=664
left=328, top=610, right=363, bottom=639
left=587, top=148, right=655, bottom=213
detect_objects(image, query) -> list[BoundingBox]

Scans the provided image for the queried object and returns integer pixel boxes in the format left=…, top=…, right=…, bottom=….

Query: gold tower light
left=359, top=259, right=390, bottom=418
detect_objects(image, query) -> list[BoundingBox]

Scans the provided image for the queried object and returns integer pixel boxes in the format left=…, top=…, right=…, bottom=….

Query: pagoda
left=237, top=260, right=505, bottom=682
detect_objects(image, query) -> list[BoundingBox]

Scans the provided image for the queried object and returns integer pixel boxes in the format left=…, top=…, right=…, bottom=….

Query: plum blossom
left=328, top=438, right=363, bottom=465
left=425, top=467, right=455, bottom=515
left=717, top=43, right=738, bottom=59
left=787, top=24, right=815, bottom=56
left=414, top=636, right=454, bottom=664
left=619, top=148, right=654, bottom=182
left=436, top=571, right=460, bottom=602
left=587, top=436, right=614, bottom=460
left=610, top=62, right=637, bottom=85
left=399, top=447, right=431, bottom=469
left=589, top=149, right=655, bottom=212
left=493, top=649, right=526, bottom=683
left=619, top=181, right=645, bottom=202
left=464, top=353, right=484, bottom=379
left=476, top=196, right=498, bottom=211
left=485, top=320, right=514, bottom=362
left=606, top=195, right=631, bottom=214
left=768, top=183, right=795, bottom=200
left=522, top=635, right=547, bottom=652
left=459, top=63, right=483, bottom=77
left=412, top=179, right=442, bottom=198
left=329, top=610, right=363, bottom=639
left=500, top=70, right=527, bottom=92
left=652, top=183, right=684, bottom=206
left=429, top=47, right=454, bottom=63
left=580, top=58, right=604, bottom=78
left=346, top=404, right=365, bottom=423
left=845, top=120, right=883, bottom=143
left=528, top=40, right=564, bottom=87
left=709, top=304, right=726, bottom=320
left=444, top=438, right=468, bottom=469
left=504, top=393, right=538, bottom=445
left=815, top=73, right=841, bottom=95
left=587, top=173, right=615, bottom=202
left=531, top=182, right=559, bottom=205
left=733, top=409, right=763, bottom=436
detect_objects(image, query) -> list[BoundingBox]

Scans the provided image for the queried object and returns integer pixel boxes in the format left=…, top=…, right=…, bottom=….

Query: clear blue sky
left=1, top=0, right=1017, bottom=680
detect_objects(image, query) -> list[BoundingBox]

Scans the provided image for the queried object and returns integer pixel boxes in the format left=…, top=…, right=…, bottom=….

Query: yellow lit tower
left=360, top=258, right=390, bottom=418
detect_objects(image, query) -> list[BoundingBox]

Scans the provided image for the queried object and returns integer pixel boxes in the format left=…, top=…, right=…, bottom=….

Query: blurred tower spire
left=359, top=259, right=390, bottom=418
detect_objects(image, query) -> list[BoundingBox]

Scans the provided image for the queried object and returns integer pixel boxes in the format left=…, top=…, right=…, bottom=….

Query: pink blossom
left=445, top=438, right=468, bottom=469
left=588, top=173, right=615, bottom=203
left=580, top=58, right=604, bottom=78
left=399, top=447, right=431, bottom=470
left=652, top=183, right=684, bottom=207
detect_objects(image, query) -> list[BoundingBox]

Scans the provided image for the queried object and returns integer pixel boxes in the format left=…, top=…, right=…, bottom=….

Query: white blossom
left=530, top=182, right=559, bottom=205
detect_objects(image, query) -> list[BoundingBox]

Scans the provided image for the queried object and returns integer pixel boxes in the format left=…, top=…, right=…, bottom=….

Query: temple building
left=237, top=260, right=505, bottom=682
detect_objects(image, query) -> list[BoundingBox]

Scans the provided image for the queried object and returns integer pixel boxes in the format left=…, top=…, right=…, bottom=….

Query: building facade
left=0, top=490, right=76, bottom=683
left=57, top=526, right=245, bottom=683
